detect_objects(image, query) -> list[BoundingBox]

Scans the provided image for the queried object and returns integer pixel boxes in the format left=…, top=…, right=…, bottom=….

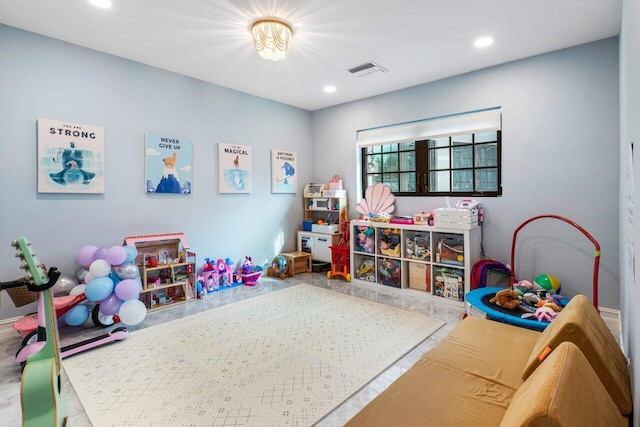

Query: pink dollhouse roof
left=123, top=232, right=190, bottom=250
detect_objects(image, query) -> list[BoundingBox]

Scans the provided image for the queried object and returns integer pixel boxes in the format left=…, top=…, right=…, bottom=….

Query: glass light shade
left=251, top=19, right=292, bottom=61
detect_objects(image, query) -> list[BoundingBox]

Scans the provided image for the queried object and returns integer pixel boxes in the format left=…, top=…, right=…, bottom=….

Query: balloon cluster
left=62, top=245, right=147, bottom=327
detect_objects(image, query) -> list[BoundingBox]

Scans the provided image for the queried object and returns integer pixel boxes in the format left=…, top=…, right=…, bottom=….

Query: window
left=357, top=108, right=502, bottom=197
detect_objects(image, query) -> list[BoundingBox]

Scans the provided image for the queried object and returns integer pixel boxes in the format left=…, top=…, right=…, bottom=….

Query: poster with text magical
left=145, top=133, right=192, bottom=194
left=37, top=118, right=105, bottom=194
left=218, top=143, right=252, bottom=193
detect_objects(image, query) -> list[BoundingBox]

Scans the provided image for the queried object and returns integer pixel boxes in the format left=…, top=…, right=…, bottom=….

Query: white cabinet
left=350, top=220, right=481, bottom=306
left=298, top=231, right=341, bottom=263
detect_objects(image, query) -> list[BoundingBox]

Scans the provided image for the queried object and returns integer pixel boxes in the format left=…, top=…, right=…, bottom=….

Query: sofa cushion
left=522, top=294, right=631, bottom=414
left=345, top=358, right=512, bottom=427
left=422, top=315, right=540, bottom=390
left=502, top=341, right=627, bottom=426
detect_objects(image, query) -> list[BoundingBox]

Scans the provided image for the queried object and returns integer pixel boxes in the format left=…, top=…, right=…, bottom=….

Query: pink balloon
left=106, top=246, right=127, bottom=266
left=77, top=245, right=98, bottom=267
left=114, top=279, right=140, bottom=301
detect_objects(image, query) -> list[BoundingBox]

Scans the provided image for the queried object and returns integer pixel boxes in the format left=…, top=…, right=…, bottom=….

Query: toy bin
left=377, top=227, right=401, bottom=257
left=434, top=233, right=465, bottom=266
left=434, top=266, right=464, bottom=301
left=353, top=224, right=375, bottom=253
left=404, top=231, right=431, bottom=261
left=378, top=257, right=401, bottom=288
left=354, top=254, right=376, bottom=282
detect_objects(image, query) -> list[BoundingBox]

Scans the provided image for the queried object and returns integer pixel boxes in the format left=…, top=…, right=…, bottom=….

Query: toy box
left=433, top=207, right=480, bottom=230
left=409, top=262, right=431, bottom=292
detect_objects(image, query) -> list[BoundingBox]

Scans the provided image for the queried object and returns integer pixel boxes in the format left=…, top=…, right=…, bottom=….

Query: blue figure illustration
left=49, top=142, right=96, bottom=185
left=280, top=162, right=295, bottom=184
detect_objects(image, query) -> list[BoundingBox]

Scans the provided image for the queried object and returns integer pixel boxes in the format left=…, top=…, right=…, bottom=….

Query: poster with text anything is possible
left=271, top=149, right=297, bottom=193
left=37, top=118, right=104, bottom=194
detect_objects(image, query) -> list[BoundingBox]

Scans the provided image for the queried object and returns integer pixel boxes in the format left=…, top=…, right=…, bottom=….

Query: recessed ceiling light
left=323, top=85, right=336, bottom=93
left=88, top=0, right=113, bottom=9
left=474, top=36, right=494, bottom=48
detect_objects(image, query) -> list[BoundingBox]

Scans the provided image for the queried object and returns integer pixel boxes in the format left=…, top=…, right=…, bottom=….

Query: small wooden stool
left=280, top=251, right=312, bottom=276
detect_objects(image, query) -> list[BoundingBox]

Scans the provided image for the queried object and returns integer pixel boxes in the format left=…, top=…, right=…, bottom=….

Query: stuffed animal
left=534, top=306, right=558, bottom=322
left=489, top=288, right=521, bottom=310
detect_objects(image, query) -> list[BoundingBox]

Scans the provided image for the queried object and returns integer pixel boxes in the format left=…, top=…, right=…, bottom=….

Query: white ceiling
left=0, top=0, right=622, bottom=111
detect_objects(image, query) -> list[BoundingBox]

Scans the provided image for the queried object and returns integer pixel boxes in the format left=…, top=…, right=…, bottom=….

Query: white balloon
left=89, top=259, right=112, bottom=277
left=69, top=284, right=87, bottom=296
left=118, top=299, right=147, bottom=326
left=83, top=271, right=96, bottom=285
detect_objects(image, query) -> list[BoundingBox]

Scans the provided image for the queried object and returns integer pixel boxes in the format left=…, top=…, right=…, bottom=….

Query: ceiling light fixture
left=474, top=36, right=494, bottom=48
left=323, top=85, right=336, bottom=93
left=251, top=19, right=292, bottom=61
left=88, top=0, right=113, bottom=8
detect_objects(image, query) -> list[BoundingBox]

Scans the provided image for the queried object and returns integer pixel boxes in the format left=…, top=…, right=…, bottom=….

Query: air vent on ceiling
left=348, top=61, right=388, bottom=77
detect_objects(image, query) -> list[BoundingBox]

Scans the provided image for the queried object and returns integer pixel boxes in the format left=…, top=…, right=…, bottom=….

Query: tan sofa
left=346, top=295, right=631, bottom=426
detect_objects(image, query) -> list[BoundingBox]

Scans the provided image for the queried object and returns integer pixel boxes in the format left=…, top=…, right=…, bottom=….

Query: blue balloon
left=85, top=277, right=115, bottom=302
left=109, top=270, right=122, bottom=286
left=64, top=304, right=89, bottom=326
left=124, top=245, right=138, bottom=264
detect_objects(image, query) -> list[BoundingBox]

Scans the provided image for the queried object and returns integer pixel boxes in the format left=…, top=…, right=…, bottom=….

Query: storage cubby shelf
left=350, top=220, right=481, bottom=306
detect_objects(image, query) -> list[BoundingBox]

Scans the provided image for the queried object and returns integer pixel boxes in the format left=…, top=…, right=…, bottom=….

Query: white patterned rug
left=64, top=284, right=445, bottom=426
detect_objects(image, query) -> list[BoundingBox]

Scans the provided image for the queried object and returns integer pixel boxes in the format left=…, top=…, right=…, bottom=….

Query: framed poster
left=37, top=118, right=104, bottom=194
left=145, top=133, right=192, bottom=194
left=218, top=143, right=251, bottom=193
left=271, top=149, right=297, bottom=193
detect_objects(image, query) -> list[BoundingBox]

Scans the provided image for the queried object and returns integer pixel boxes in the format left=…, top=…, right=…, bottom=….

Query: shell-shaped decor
left=356, top=183, right=395, bottom=218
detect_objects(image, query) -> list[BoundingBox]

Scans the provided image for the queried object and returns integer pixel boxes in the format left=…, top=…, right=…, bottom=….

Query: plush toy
left=522, top=292, right=540, bottom=307
left=513, top=280, right=534, bottom=296
left=534, top=306, right=558, bottom=322
left=489, top=288, right=521, bottom=310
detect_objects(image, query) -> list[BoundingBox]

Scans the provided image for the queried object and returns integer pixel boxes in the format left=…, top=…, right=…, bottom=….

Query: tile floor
left=0, top=273, right=465, bottom=426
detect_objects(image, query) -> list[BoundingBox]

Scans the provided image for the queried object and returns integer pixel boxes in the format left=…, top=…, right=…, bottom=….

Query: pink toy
left=240, top=256, right=263, bottom=286
left=534, top=306, right=557, bottom=322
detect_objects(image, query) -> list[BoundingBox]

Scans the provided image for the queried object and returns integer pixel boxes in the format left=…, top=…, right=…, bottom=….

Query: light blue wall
left=0, top=25, right=622, bottom=319
left=620, top=0, right=639, bottom=422
left=0, top=24, right=312, bottom=319
left=312, top=37, right=620, bottom=310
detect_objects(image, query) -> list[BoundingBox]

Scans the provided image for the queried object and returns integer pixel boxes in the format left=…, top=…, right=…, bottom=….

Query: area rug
left=64, top=284, right=445, bottom=426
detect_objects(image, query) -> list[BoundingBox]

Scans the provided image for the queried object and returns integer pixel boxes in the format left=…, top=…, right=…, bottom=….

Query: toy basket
left=242, top=271, right=262, bottom=286
left=327, top=246, right=350, bottom=281
left=6, top=284, right=38, bottom=307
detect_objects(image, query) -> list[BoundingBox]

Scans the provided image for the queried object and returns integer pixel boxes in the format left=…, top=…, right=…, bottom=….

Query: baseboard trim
left=599, top=306, right=622, bottom=349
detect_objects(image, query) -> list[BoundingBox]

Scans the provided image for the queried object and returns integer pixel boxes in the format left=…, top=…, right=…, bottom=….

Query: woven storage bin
left=6, top=285, right=38, bottom=307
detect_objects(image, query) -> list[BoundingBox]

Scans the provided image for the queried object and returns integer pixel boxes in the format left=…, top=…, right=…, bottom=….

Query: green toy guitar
left=13, top=236, right=68, bottom=427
